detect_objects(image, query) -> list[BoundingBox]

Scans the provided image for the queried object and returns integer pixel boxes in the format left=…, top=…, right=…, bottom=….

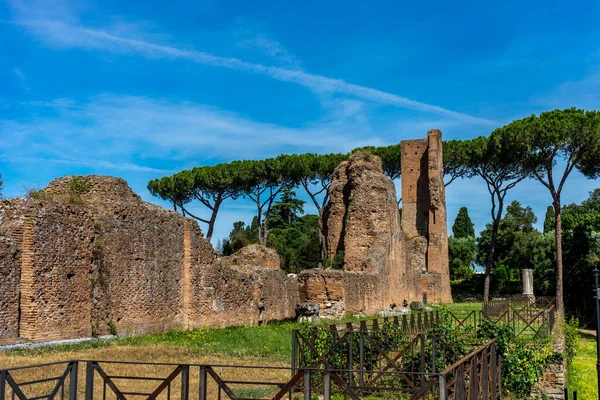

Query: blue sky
left=1, top=0, right=599, bottom=244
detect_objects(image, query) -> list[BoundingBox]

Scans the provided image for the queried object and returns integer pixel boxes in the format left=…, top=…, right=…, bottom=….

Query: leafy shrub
left=475, top=318, right=515, bottom=354
left=563, top=316, right=580, bottom=365
left=502, top=337, right=555, bottom=396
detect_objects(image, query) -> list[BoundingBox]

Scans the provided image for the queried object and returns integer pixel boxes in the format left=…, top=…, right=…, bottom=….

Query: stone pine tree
left=461, top=131, right=528, bottom=301
left=452, top=207, right=475, bottom=238
left=511, top=108, right=600, bottom=315
left=148, top=163, right=244, bottom=240
left=240, top=156, right=296, bottom=245
left=543, top=205, right=555, bottom=234
left=443, top=140, right=471, bottom=186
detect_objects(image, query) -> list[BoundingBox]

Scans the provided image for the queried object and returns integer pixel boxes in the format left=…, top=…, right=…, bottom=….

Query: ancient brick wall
left=0, top=176, right=300, bottom=343
left=189, top=243, right=298, bottom=327
left=0, top=199, right=94, bottom=342
left=42, top=176, right=189, bottom=336
left=0, top=200, right=25, bottom=344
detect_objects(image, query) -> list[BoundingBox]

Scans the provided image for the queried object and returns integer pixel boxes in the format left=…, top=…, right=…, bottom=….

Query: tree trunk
left=318, top=210, right=327, bottom=259
left=484, top=200, right=503, bottom=301
left=554, top=197, right=564, bottom=316
left=262, top=218, right=268, bottom=246
left=205, top=206, right=218, bottom=241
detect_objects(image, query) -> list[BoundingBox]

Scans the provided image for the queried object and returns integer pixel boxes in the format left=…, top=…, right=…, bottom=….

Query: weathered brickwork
left=0, top=200, right=25, bottom=344
left=401, top=129, right=451, bottom=303
left=0, top=199, right=94, bottom=342
left=0, top=176, right=299, bottom=344
left=300, top=130, right=452, bottom=317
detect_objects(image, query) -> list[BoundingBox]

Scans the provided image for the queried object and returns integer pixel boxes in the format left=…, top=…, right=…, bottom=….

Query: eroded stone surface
left=301, top=130, right=452, bottom=317
left=0, top=176, right=298, bottom=344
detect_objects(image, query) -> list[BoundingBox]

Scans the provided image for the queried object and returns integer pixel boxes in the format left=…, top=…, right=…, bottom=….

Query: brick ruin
left=0, top=130, right=451, bottom=344
left=298, top=129, right=451, bottom=317
left=0, top=177, right=298, bottom=344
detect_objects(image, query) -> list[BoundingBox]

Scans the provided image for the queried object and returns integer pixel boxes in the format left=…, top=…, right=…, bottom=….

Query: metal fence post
left=199, top=366, right=207, bottom=400
left=323, top=370, right=331, bottom=400
left=181, top=365, right=189, bottom=400
left=85, top=362, right=94, bottom=400
left=303, top=370, right=311, bottom=400
left=69, top=362, right=78, bottom=400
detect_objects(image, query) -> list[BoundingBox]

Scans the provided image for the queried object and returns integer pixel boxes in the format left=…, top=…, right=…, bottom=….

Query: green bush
left=475, top=318, right=515, bottom=354
left=502, top=337, right=555, bottom=397
left=563, top=316, right=580, bottom=365
left=474, top=317, right=559, bottom=397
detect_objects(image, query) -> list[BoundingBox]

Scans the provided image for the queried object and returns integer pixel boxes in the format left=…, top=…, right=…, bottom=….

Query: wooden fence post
left=438, top=374, right=447, bottom=400
left=181, top=365, right=189, bottom=400
left=199, top=366, right=207, bottom=400
left=291, top=330, right=297, bottom=374
left=69, top=362, right=78, bottom=400
left=0, top=370, right=6, bottom=400
left=85, top=362, right=94, bottom=400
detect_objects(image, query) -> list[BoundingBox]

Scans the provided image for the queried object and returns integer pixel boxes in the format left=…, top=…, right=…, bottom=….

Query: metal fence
left=0, top=357, right=500, bottom=400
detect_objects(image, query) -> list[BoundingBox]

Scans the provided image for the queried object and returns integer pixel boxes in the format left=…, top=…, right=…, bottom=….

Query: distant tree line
left=149, top=108, right=600, bottom=315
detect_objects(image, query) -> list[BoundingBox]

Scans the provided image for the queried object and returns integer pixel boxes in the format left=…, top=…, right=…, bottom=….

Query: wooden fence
left=457, top=303, right=557, bottom=338
left=0, top=358, right=500, bottom=400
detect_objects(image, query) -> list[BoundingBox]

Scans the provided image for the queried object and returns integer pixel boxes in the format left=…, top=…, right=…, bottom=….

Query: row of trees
left=149, top=108, right=600, bottom=314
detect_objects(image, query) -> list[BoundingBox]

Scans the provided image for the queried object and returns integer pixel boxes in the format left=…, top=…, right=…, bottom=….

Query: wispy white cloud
left=7, top=0, right=495, bottom=126
left=233, top=19, right=299, bottom=67
left=0, top=94, right=397, bottom=165
left=237, top=33, right=298, bottom=66
left=1, top=154, right=173, bottom=173
left=13, top=68, right=25, bottom=80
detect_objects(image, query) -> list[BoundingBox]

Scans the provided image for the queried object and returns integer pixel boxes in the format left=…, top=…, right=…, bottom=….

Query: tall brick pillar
left=426, top=129, right=451, bottom=301
left=401, top=129, right=452, bottom=303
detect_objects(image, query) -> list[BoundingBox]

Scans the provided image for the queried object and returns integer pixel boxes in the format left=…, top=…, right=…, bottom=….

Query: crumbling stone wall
left=0, top=199, right=94, bottom=343
left=0, top=176, right=299, bottom=344
left=42, top=176, right=190, bottom=336
left=0, top=200, right=25, bottom=344
left=300, top=129, right=452, bottom=318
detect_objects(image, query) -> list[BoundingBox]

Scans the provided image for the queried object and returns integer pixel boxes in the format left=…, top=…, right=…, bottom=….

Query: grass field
left=0, top=322, right=300, bottom=399
left=568, top=331, right=598, bottom=398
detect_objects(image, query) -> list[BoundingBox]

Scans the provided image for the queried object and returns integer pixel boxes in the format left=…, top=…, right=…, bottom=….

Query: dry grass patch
left=1, top=345, right=291, bottom=399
